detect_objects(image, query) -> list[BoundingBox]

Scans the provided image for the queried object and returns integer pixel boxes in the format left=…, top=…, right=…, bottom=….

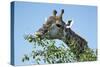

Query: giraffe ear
left=66, top=19, right=74, bottom=28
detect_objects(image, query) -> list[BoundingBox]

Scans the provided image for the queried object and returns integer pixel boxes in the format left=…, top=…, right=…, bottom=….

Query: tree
left=22, top=34, right=97, bottom=64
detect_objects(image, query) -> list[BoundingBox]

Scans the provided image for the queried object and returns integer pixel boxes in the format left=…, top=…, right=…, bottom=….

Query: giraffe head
left=35, top=9, right=69, bottom=40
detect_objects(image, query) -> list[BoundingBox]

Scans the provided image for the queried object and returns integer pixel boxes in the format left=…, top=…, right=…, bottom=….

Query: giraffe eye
left=56, top=24, right=62, bottom=27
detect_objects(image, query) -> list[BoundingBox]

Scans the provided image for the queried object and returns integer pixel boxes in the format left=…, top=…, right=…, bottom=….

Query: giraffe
left=32, top=9, right=88, bottom=61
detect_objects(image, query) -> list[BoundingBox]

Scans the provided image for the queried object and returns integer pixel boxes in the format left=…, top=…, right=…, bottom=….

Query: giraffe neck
left=62, top=28, right=88, bottom=57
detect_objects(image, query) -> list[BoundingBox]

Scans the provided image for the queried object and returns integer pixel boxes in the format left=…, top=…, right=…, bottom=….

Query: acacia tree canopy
left=22, top=34, right=97, bottom=64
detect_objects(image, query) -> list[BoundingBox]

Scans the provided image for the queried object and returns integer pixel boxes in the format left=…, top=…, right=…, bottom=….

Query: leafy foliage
left=22, top=34, right=97, bottom=64
left=79, top=48, right=97, bottom=61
